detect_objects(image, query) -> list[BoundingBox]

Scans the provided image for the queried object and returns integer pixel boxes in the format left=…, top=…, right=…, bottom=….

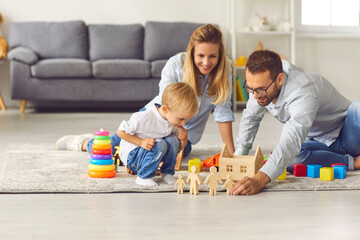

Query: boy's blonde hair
left=182, top=24, right=232, bottom=105
left=162, top=82, right=199, bottom=117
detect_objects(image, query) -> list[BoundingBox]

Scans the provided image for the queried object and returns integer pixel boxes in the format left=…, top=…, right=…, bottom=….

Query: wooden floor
left=1, top=108, right=360, bottom=239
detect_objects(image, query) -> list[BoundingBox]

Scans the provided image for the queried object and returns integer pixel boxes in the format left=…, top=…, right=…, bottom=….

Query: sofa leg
left=0, top=93, right=6, bottom=111
left=20, top=100, right=26, bottom=114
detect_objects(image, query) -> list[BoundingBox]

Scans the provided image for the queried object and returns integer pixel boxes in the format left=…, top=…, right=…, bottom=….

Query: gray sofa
left=8, top=20, right=204, bottom=111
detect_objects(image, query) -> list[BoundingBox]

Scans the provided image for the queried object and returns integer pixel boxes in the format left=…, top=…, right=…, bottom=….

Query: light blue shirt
left=145, top=52, right=235, bottom=144
left=235, top=60, right=351, bottom=182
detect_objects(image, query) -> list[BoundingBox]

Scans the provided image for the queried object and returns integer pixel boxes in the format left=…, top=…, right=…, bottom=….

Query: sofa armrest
left=8, top=47, right=39, bottom=65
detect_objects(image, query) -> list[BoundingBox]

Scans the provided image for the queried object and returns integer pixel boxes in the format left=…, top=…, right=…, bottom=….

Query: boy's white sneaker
left=55, top=133, right=93, bottom=151
left=135, top=176, right=158, bottom=187
left=161, top=174, right=176, bottom=185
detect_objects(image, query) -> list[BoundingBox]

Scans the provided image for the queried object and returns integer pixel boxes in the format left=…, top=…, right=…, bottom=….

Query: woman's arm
left=217, top=121, right=234, bottom=154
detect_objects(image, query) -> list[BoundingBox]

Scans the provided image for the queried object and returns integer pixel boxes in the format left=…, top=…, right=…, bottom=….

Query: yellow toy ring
left=88, top=170, right=116, bottom=178
left=88, top=164, right=115, bottom=172
left=92, top=144, right=112, bottom=150
left=93, top=139, right=111, bottom=145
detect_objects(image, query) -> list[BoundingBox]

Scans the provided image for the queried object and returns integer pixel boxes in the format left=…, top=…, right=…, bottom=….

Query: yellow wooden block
left=276, top=168, right=287, bottom=180
left=320, top=167, right=334, bottom=181
left=188, top=158, right=202, bottom=172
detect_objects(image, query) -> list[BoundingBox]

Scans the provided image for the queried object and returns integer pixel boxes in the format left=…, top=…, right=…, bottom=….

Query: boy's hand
left=140, top=138, right=156, bottom=151
left=177, top=126, right=188, bottom=151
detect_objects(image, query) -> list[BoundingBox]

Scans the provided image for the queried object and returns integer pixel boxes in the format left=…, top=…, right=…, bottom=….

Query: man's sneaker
left=55, top=133, right=93, bottom=151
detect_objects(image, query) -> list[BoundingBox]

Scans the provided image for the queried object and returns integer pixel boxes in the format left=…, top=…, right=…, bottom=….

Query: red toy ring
left=91, top=149, right=112, bottom=155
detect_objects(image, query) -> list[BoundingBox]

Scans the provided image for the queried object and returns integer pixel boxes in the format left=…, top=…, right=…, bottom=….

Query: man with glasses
left=232, top=50, right=360, bottom=195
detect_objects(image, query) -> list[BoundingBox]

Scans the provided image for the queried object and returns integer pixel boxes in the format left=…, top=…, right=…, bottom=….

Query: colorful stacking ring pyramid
left=88, top=129, right=116, bottom=178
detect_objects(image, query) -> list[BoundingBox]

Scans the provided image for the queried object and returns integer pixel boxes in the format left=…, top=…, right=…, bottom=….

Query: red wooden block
left=293, top=164, right=307, bottom=177
left=331, top=163, right=345, bottom=167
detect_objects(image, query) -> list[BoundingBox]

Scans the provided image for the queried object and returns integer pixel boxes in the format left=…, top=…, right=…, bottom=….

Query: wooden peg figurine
left=223, top=174, right=236, bottom=195
left=174, top=174, right=186, bottom=194
left=204, top=166, right=223, bottom=195
left=186, top=166, right=203, bottom=195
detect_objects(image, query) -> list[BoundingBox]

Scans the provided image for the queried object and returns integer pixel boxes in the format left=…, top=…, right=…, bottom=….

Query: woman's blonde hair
left=162, top=82, right=199, bottom=117
left=182, top=24, right=232, bottom=105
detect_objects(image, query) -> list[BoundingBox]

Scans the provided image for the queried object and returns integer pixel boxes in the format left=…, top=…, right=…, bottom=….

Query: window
left=297, top=0, right=360, bottom=33
left=226, top=165, right=233, bottom=172
left=240, top=166, right=247, bottom=173
left=302, top=0, right=359, bottom=26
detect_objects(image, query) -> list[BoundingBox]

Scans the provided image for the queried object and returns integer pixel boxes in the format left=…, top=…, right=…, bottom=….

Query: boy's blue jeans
left=288, top=98, right=360, bottom=173
left=127, top=135, right=179, bottom=178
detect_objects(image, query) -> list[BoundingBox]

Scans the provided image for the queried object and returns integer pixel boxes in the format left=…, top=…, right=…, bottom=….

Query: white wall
left=0, top=0, right=359, bottom=109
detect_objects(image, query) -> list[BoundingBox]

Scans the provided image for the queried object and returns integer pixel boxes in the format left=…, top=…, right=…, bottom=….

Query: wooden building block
left=188, top=158, right=202, bottom=172
left=307, top=164, right=322, bottom=178
left=293, top=164, right=307, bottom=177
left=320, top=167, right=334, bottom=181
left=276, top=168, right=287, bottom=180
left=331, top=163, right=347, bottom=170
left=333, top=165, right=346, bottom=179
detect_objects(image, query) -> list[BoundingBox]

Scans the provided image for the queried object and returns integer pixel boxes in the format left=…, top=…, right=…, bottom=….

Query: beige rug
left=1, top=143, right=360, bottom=193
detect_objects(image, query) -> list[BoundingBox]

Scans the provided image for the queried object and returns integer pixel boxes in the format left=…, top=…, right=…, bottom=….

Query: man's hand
left=140, top=138, right=156, bottom=151
left=232, top=171, right=271, bottom=196
left=177, top=126, right=188, bottom=151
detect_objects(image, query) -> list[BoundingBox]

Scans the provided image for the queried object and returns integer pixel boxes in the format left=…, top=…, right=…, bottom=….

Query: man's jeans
left=288, top=98, right=360, bottom=172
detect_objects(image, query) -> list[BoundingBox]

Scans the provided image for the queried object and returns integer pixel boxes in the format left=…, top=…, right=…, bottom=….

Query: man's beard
left=256, top=87, right=281, bottom=106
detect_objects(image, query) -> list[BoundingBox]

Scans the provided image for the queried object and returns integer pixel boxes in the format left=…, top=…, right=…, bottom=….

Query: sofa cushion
left=144, top=21, right=204, bottom=61
left=151, top=60, right=167, bottom=78
left=9, top=20, right=88, bottom=59
left=31, top=59, right=92, bottom=78
left=89, top=24, right=144, bottom=61
left=92, top=59, right=150, bottom=79
left=8, top=47, right=39, bottom=65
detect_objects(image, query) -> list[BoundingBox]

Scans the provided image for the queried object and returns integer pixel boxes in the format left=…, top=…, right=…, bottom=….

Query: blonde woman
left=144, top=24, right=235, bottom=156
left=56, top=24, right=235, bottom=157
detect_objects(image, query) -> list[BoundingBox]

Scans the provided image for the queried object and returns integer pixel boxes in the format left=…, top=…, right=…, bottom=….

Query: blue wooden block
left=307, top=164, right=322, bottom=178
left=333, top=165, right=347, bottom=179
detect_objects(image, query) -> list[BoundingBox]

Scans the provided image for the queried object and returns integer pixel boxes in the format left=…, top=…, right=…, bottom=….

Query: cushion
left=7, top=47, right=39, bottom=65
left=89, top=24, right=144, bottom=61
left=92, top=59, right=150, bottom=79
left=144, top=21, right=204, bottom=61
left=31, top=59, right=92, bottom=78
left=9, top=20, right=88, bottom=59
left=151, top=60, right=167, bottom=78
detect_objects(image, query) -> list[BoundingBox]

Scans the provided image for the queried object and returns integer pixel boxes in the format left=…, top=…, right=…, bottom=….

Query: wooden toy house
left=218, top=144, right=264, bottom=181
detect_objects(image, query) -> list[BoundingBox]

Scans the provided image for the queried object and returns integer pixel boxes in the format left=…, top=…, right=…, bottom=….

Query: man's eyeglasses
left=243, top=74, right=278, bottom=96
